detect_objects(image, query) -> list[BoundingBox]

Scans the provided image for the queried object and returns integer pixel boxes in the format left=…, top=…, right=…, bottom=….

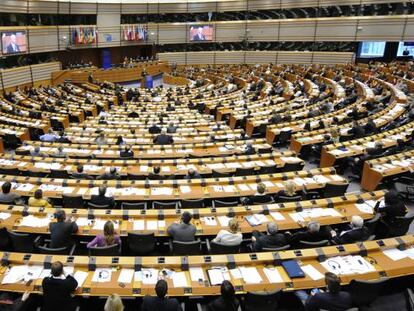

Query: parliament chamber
left=0, top=1, right=414, bottom=311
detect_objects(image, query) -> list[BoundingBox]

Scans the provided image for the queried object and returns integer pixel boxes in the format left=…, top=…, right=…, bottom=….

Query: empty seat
left=89, top=244, right=120, bottom=256
left=127, top=232, right=156, bottom=255
left=62, top=194, right=84, bottom=209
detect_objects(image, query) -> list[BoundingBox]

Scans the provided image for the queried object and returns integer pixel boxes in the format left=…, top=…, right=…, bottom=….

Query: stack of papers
left=2, top=265, right=43, bottom=284
left=321, top=255, right=376, bottom=275
left=172, top=271, right=189, bottom=287
left=239, top=267, right=262, bottom=284
left=207, top=267, right=231, bottom=285
left=245, top=214, right=268, bottom=226
left=263, top=267, right=283, bottom=283
left=217, top=216, right=231, bottom=227
left=20, top=215, right=50, bottom=228
left=189, top=267, right=205, bottom=282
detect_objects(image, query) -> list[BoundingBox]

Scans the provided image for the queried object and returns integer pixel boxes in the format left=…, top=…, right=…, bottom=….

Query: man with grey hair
left=332, top=215, right=368, bottom=244
left=290, top=221, right=332, bottom=246
left=251, top=222, right=290, bottom=251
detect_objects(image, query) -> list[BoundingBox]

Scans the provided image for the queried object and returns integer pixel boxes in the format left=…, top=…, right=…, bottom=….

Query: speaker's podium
left=140, top=75, right=154, bottom=89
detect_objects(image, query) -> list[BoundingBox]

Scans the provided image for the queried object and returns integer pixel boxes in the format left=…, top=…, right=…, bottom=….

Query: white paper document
left=301, top=265, right=324, bottom=280
left=118, top=269, right=134, bottom=283
left=383, top=248, right=408, bottom=261
left=172, top=271, right=189, bottom=287
left=74, top=271, right=89, bottom=288
left=239, top=267, right=262, bottom=284
left=189, top=267, right=205, bottom=282
left=92, top=268, right=113, bottom=283
left=263, top=267, right=283, bottom=283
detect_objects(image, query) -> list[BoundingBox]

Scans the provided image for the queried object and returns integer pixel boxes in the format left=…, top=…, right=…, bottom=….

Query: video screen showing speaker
left=396, top=41, right=414, bottom=57
left=2, top=31, right=27, bottom=55
left=189, top=25, right=213, bottom=42
left=122, top=24, right=148, bottom=42
left=71, top=26, right=98, bottom=45
left=357, top=41, right=386, bottom=58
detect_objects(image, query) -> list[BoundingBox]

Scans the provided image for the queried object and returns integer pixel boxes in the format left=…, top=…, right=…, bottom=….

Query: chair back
left=89, top=244, right=120, bottom=256
left=281, top=162, right=304, bottom=172
left=210, top=241, right=240, bottom=254
left=277, top=195, right=302, bottom=203
left=212, top=170, right=233, bottom=178
left=62, top=194, right=84, bottom=209
left=37, top=245, right=70, bottom=255
left=181, top=199, right=204, bottom=209
left=8, top=231, right=34, bottom=253
left=323, top=182, right=349, bottom=198
left=172, top=240, right=201, bottom=255
left=121, top=202, right=147, bottom=210
left=298, top=239, right=329, bottom=248
left=0, top=167, right=20, bottom=176
left=388, top=216, right=414, bottom=237
left=234, top=167, right=255, bottom=176
left=243, top=289, right=282, bottom=311
left=261, top=244, right=290, bottom=252
left=152, top=201, right=179, bottom=209
left=212, top=199, right=239, bottom=208
left=50, top=169, right=70, bottom=179
left=88, top=202, right=111, bottom=209
left=127, top=232, right=156, bottom=255
left=349, top=278, right=388, bottom=306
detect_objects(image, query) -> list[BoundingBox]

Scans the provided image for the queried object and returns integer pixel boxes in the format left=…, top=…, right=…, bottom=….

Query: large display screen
left=2, top=32, right=27, bottom=54
left=396, top=41, right=414, bottom=57
left=357, top=41, right=386, bottom=58
left=189, top=25, right=213, bottom=42
left=122, top=24, right=148, bottom=42
left=71, top=26, right=98, bottom=45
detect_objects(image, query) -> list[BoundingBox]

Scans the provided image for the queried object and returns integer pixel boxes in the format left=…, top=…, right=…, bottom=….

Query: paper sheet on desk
left=238, top=184, right=250, bottom=192
left=151, top=187, right=173, bottom=196
left=302, top=265, right=324, bottom=280
left=0, top=212, right=11, bottom=220
left=189, top=267, right=205, bottom=282
left=133, top=220, right=145, bottom=230
left=140, top=268, right=159, bottom=284
left=93, top=220, right=119, bottom=230
left=202, top=217, right=217, bottom=226
left=1, top=265, right=43, bottom=284
left=76, top=217, right=90, bottom=227
left=74, top=271, right=89, bottom=288
left=118, top=269, right=134, bottom=283
left=172, top=271, right=189, bottom=287
left=239, top=267, right=262, bottom=284
left=140, top=165, right=149, bottom=172
left=92, top=268, right=113, bottom=283
left=246, top=214, right=268, bottom=226
left=207, top=268, right=230, bottom=286
left=217, top=216, right=231, bottom=227
left=355, top=203, right=374, bottom=214
left=263, top=267, right=283, bottom=283
left=270, top=212, right=285, bottom=221
left=20, top=215, right=50, bottom=228
left=383, top=248, right=408, bottom=261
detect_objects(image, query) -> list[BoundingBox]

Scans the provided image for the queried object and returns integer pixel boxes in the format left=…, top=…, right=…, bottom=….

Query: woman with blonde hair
left=275, top=181, right=300, bottom=201
left=104, top=294, right=124, bottom=311
left=212, top=218, right=243, bottom=246
left=87, top=220, right=121, bottom=248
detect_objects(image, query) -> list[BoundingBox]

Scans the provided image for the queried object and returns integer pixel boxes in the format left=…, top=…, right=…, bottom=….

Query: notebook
left=281, top=260, right=305, bottom=278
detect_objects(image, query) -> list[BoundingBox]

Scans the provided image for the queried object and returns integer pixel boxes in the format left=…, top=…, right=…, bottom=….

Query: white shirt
left=213, top=230, right=242, bottom=246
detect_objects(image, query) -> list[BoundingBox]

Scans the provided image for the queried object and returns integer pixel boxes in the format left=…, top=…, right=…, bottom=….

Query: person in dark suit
left=42, top=261, right=78, bottom=311
left=98, top=167, right=120, bottom=180
left=347, top=121, right=365, bottom=139
left=6, top=35, right=20, bottom=54
left=332, top=215, right=368, bottom=244
left=364, top=118, right=378, bottom=135
left=184, top=168, right=201, bottom=180
left=90, top=186, right=115, bottom=208
left=295, top=272, right=352, bottom=311
left=245, top=182, right=274, bottom=205
left=207, top=281, right=240, bottom=311
left=49, top=210, right=78, bottom=248
left=120, top=145, right=134, bottom=158
left=153, top=130, right=174, bottom=145
left=167, top=123, right=178, bottom=134
left=290, top=221, right=332, bottom=246
left=166, top=103, right=175, bottom=112
left=243, top=142, right=256, bottom=155
left=148, top=166, right=163, bottom=180
left=128, top=111, right=139, bottom=118
left=167, top=211, right=196, bottom=242
left=149, top=124, right=161, bottom=134
left=251, top=222, right=290, bottom=251
left=192, top=27, right=206, bottom=41
left=71, top=165, right=93, bottom=180
left=375, top=190, right=406, bottom=225
left=142, top=279, right=182, bottom=311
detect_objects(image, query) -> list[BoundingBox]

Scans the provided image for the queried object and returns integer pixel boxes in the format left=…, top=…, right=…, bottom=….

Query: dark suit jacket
left=247, top=194, right=274, bottom=205
left=184, top=172, right=201, bottom=180
left=376, top=201, right=406, bottom=224
left=98, top=172, right=120, bottom=180
left=71, top=172, right=93, bottom=180
left=149, top=125, right=161, bottom=134
left=120, top=150, right=134, bottom=158
left=335, top=227, right=368, bottom=244
left=207, top=297, right=240, bottom=311
left=49, top=221, right=78, bottom=248
left=244, top=146, right=256, bottom=155
left=6, top=44, right=20, bottom=54
left=153, top=134, right=174, bottom=145
left=90, top=195, right=115, bottom=208
left=252, top=231, right=289, bottom=251
left=348, top=125, right=365, bottom=139
left=290, top=228, right=332, bottom=245
left=141, top=296, right=182, bottom=311
left=42, top=275, right=78, bottom=311
left=305, top=291, right=352, bottom=311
